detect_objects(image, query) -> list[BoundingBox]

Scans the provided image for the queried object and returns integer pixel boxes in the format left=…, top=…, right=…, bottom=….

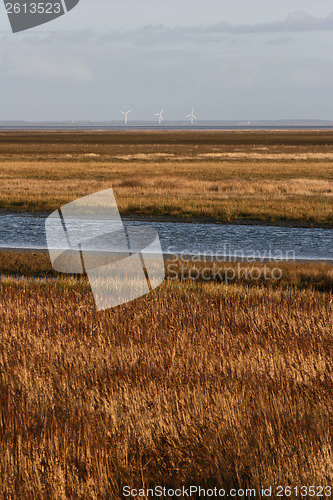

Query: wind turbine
left=154, top=108, right=164, bottom=125
left=120, top=110, right=132, bottom=124
left=186, top=109, right=197, bottom=125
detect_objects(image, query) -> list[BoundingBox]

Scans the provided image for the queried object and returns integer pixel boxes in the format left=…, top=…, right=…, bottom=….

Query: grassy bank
left=0, top=277, right=332, bottom=498
left=1, top=250, right=332, bottom=292
left=0, top=131, right=332, bottom=225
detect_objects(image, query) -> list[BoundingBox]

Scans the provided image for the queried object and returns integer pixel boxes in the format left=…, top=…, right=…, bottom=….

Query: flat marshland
left=0, top=130, right=332, bottom=225
left=0, top=130, right=333, bottom=498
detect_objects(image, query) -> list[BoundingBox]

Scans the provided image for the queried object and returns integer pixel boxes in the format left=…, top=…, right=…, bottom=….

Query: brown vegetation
left=1, top=250, right=332, bottom=292
left=0, top=131, right=332, bottom=225
left=0, top=277, right=332, bottom=498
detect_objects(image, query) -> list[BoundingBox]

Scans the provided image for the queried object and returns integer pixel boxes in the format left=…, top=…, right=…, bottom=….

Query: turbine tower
left=186, top=109, right=197, bottom=125
left=154, top=109, right=164, bottom=125
left=120, top=110, right=132, bottom=125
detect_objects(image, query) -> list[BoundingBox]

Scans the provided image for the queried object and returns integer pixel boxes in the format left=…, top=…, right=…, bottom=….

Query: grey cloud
left=97, top=12, right=333, bottom=47
left=209, top=11, right=333, bottom=34
left=266, top=37, right=295, bottom=45
left=5, top=12, right=333, bottom=48
left=0, top=30, right=94, bottom=83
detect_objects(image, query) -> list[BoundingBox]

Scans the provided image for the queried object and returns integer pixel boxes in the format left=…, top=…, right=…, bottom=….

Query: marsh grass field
left=0, top=130, right=333, bottom=498
left=0, top=275, right=333, bottom=498
left=1, top=130, right=332, bottom=225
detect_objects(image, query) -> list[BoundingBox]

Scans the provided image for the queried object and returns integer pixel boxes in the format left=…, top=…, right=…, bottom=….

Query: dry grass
left=0, top=277, right=332, bottom=498
left=0, top=250, right=56, bottom=277
left=0, top=131, right=332, bottom=225
left=1, top=250, right=332, bottom=292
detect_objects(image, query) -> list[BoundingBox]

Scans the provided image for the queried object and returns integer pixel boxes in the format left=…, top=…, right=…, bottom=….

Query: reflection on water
left=0, top=213, right=332, bottom=262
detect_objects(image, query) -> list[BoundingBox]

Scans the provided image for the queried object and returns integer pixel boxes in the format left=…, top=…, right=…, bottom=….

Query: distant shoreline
left=1, top=124, right=333, bottom=132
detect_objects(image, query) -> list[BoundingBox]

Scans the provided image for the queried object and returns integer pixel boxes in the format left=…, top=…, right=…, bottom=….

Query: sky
left=0, top=0, right=332, bottom=121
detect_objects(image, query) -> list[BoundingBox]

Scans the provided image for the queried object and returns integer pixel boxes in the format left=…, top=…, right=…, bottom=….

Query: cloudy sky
left=0, top=0, right=332, bottom=121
